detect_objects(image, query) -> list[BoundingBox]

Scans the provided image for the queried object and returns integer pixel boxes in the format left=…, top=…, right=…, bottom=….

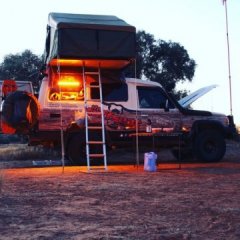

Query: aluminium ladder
left=82, top=63, right=107, bottom=171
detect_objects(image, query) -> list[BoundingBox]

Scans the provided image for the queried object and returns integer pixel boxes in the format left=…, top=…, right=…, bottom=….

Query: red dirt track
left=1, top=160, right=240, bottom=239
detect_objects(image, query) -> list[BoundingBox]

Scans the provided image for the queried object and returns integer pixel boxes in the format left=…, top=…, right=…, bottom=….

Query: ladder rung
left=84, top=100, right=100, bottom=103
left=85, top=99, right=101, bottom=104
left=85, top=71, right=99, bottom=75
left=89, top=154, right=105, bottom=158
left=86, top=111, right=101, bottom=115
left=88, top=167, right=107, bottom=171
left=90, top=85, right=100, bottom=88
left=88, top=126, right=102, bottom=130
left=88, top=141, right=104, bottom=145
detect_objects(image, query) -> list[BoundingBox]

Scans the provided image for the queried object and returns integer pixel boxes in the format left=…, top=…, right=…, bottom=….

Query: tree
left=0, top=50, right=43, bottom=93
left=128, top=31, right=196, bottom=99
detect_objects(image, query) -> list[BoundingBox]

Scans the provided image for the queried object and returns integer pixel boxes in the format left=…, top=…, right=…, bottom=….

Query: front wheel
left=194, top=130, right=226, bottom=162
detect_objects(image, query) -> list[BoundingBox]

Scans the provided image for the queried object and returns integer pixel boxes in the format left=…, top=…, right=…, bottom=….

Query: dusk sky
left=1, top=0, right=239, bottom=124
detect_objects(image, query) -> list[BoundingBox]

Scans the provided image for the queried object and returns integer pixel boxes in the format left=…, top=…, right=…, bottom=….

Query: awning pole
left=57, top=58, right=65, bottom=173
left=134, top=59, right=139, bottom=168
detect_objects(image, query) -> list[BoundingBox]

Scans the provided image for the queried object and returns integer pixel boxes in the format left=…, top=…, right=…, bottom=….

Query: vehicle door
left=137, top=86, right=182, bottom=134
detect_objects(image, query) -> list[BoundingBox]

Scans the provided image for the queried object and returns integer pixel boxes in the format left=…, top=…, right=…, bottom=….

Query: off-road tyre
left=194, top=130, right=226, bottom=162
left=2, top=91, right=39, bottom=133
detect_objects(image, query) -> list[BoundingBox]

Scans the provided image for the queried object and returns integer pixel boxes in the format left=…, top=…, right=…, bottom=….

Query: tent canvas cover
left=44, top=12, right=136, bottom=64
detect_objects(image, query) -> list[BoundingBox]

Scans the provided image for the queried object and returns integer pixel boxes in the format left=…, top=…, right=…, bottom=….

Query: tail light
left=2, top=80, right=17, bottom=97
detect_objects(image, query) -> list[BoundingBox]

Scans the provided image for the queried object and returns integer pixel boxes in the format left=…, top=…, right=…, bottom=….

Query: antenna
left=222, top=0, right=233, bottom=116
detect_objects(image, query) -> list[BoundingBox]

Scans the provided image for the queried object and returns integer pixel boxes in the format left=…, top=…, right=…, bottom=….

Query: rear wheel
left=194, top=130, right=226, bottom=162
left=66, top=133, right=86, bottom=165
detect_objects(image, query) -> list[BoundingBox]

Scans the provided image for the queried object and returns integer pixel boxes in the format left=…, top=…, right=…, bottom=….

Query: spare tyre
left=2, top=91, right=40, bottom=133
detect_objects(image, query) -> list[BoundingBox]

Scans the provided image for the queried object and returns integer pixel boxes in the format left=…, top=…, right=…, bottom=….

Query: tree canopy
left=0, top=50, right=43, bottom=92
left=0, top=31, right=196, bottom=98
left=128, top=31, right=196, bottom=98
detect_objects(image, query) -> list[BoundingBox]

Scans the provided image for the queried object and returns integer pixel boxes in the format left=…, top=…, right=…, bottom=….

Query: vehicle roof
left=125, top=78, right=162, bottom=87
left=0, top=80, right=34, bottom=95
left=0, top=80, right=32, bottom=84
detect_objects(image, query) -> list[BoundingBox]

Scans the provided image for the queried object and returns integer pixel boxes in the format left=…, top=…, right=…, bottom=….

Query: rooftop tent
left=43, top=12, right=136, bottom=67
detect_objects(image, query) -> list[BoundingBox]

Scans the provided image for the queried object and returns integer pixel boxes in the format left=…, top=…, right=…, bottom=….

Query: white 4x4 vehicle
left=36, top=72, right=237, bottom=163
left=1, top=13, right=238, bottom=164
left=2, top=69, right=237, bottom=164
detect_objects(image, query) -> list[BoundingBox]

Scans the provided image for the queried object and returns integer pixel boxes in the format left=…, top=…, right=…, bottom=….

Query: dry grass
left=0, top=144, right=61, bottom=161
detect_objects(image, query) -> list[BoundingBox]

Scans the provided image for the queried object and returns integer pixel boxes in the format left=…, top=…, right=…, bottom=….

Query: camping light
left=57, top=75, right=81, bottom=88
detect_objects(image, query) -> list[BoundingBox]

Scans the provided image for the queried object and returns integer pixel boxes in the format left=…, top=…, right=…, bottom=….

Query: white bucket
left=144, top=152, right=157, bottom=172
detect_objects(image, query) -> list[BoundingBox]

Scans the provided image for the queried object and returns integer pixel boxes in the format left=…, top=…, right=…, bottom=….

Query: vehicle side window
left=91, top=82, right=128, bottom=102
left=16, top=83, right=32, bottom=93
left=138, top=87, right=174, bottom=109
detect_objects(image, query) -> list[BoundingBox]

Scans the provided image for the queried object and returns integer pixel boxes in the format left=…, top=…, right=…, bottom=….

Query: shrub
left=0, top=144, right=61, bottom=161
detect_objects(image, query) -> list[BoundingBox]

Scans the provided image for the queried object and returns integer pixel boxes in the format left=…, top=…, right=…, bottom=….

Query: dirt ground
left=0, top=141, right=240, bottom=240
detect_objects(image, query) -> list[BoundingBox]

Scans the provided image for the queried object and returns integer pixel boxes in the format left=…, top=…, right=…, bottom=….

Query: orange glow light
left=58, top=81, right=80, bottom=87
left=50, top=59, right=83, bottom=66
left=49, top=58, right=130, bottom=69
left=57, top=75, right=81, bottom=88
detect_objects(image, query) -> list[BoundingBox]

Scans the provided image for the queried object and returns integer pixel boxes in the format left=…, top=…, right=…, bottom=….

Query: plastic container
left=144, top=152, right=157, bottom=172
